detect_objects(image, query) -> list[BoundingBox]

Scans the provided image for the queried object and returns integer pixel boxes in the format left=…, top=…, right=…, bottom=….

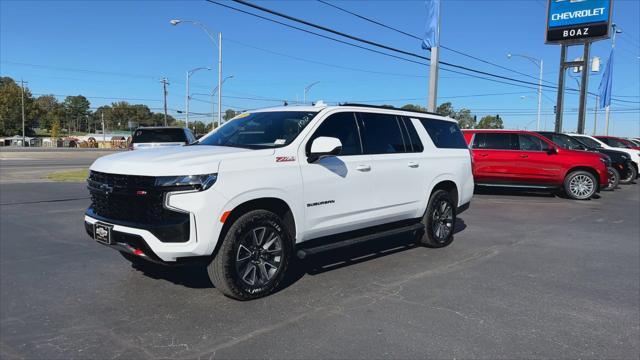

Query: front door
left=299, top=111, right=375, bottom=240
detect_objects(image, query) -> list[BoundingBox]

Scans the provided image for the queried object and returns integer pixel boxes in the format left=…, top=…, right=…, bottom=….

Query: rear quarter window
left=418, top=118, right=468, bottom=149
left=133, top=128, right=187, bottom=143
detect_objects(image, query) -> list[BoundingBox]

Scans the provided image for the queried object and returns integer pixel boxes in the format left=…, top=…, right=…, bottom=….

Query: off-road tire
left=418, top=190, right=456, bottom=248
left=208, top=210, right=292, bottom=300
left=564, top=170, right=597, bottom=200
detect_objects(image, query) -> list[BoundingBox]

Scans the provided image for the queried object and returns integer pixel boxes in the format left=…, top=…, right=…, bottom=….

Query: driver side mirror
left=308, top=137, right=342, bottom=163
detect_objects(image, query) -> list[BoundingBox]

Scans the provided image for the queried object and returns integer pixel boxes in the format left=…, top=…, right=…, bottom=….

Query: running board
left=476, top=183, right=558, bottom=189
left=296, top=223, right=425, bottom=259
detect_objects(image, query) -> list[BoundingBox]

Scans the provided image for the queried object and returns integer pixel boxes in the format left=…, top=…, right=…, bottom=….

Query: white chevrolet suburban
left=85, top=104, right=474, bottom=300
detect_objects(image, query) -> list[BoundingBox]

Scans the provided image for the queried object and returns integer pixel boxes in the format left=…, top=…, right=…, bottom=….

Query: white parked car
left=85, top=104, right=474, bottom=299
left=567, top=133, right=639, bottom=180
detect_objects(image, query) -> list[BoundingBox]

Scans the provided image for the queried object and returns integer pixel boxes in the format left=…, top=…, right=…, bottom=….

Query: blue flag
left=422, top=0, right=440, bottom=50
left=598, top=49, right=614, bottom=108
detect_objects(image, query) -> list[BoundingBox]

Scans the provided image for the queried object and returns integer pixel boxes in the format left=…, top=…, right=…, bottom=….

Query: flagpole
left=604, top=24, right=621, bottom=135
left=427, top=1, right=440, bottom=112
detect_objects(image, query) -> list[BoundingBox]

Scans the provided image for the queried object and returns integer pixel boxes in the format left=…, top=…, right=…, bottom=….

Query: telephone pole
left=160, top=77, right=169, bottom=126
left=20, top=79, right=27, bottom=147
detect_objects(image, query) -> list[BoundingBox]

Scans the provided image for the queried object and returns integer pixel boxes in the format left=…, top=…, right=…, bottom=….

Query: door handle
left=479, top=153, right=489, bottom=157
left=408, top=162, right=419, bottom=168
left=356, top=164, right=371, bottom=172
left=520, top=154, right=529, bottom=158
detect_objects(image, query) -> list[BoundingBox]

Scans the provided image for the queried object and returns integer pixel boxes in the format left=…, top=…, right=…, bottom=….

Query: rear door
left=470, top=132, right=520, bottom=183
left=357, top=112, right=424, bottom=221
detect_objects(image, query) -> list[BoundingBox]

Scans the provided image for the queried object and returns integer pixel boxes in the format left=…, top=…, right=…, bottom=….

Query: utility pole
left=427, top=4, right=441, bottom=112
left=160, top=77, right=169, bottom=126
left=20, top=79, right=27, bottom=147
left=101, top=112, right=106, bottom=143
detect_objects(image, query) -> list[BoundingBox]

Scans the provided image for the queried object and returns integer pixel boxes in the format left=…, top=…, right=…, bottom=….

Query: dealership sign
left=546, top=0, right=612, bottom=43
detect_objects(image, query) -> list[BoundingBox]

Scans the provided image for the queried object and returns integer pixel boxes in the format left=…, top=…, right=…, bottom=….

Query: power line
left=206, top=0, right=429, bottom=67
left=223, top=0, right=560, bottom=90
left=208, top=0, right=635, bottom=104
left=316, top=0, right=554, bottom=85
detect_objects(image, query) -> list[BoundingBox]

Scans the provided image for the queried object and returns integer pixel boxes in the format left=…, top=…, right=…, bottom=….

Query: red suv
left=463, top=130, right=608, bottom=200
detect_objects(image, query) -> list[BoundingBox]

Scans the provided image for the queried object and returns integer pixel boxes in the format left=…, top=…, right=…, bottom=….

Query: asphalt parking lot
left=0, top=153, right=639, bottom=359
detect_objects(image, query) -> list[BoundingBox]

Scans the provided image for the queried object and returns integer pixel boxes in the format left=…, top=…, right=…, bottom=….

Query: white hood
left=90, top=145, right=274, bottom=176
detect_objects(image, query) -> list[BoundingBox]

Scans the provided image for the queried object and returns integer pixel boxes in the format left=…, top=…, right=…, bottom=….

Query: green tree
left=401, top=104, right=427, bottom=112
left=436, top=102, right=456, bottom=118
left=223, top=109, right=237, bottom=121
left=34, top=95, right=63, bottom=131
left=63, top=95, right=91, bottom=133
left=476, top=115, right=504, bottom=129
left=455, top=108, right=476, bottom=129
left=0, top=77, right=38, bottom=136
left=51, top=119, right=60, bottom=139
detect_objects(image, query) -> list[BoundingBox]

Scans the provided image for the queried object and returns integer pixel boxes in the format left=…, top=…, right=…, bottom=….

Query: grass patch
left=44, top=169, right=89, bottom=182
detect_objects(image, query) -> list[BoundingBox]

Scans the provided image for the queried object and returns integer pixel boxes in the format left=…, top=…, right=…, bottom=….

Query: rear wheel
left=603, top=167, right=619, bottom=191
left=418, top=190, right=456, bottom=248
left=620, top=163, right=637, bottom=184
left=564, top=170, right=597, bottom=200
left=207, top=210, right=292, bottom=300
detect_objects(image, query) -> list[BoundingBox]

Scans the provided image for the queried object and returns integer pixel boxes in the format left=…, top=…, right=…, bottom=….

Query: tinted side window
left=472, top=133, right=515, bottom=150
left=358, top=113, right=406, bottom=154
left=307, top=112, right=362, bottom=156
left=517, top=134, right=545, bottom=151
left=419, top=118, right=468, bottom=149
left=132, top=128, right=188, bottom=143
left=400, top=117, right=424, bottom=152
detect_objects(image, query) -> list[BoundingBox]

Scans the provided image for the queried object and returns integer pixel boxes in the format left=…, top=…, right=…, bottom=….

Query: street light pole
left=185, top=67, right=211, bottom=129
left=304, top=81, right=319, bottom=104
left=508, top=54, right=543, bottom=131
left=170, top=19, right=223, bottom=125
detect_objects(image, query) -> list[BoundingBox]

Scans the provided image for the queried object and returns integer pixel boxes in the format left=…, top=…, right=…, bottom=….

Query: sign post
left=546, top=0, right=613, bottom=134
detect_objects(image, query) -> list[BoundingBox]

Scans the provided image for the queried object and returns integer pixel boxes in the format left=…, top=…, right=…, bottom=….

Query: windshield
left=132, top=128, right=187, bottom=143
left=598, top=137, right=631, bottom=148
left=542, top=133, right=588, bottom=150
left=574, top=136, right=602, bottom=148
left=198, top=111, right=317, bottom=149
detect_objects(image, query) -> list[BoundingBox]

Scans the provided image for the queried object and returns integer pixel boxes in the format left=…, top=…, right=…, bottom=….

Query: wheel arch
left=565, top=166, right=600, bottom=190
left=215, top=197, right=297, bottom=257
left=429, top=179, right=459, bottom=208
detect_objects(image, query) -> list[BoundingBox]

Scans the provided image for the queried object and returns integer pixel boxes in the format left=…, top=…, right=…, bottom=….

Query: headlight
left=155, top=174, right=217, bottom=191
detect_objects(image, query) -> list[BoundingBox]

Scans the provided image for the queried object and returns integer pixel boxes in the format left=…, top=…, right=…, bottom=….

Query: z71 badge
left=276, top=156, right=295, bottom=162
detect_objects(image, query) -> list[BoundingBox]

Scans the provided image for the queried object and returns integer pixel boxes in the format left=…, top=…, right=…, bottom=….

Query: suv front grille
left=87, top=171, right=184, bottom=225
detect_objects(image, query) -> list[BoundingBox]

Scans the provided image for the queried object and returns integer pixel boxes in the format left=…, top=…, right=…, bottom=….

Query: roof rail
left=338, top=103, right=442, bottom=117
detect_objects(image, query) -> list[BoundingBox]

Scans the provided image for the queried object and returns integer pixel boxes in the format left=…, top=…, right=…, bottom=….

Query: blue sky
left=1, top=0, right=639, bottom=136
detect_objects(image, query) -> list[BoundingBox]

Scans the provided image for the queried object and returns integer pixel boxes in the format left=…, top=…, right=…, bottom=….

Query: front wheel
left=603, top=167, right=619, bottom=191
left=620, top=163, right=637, bottom=184
left=418, top=190, right=456, bottom=248
left=564, top=170, right=597, bottom=200
left=207, top=210, right=292, bottom=300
